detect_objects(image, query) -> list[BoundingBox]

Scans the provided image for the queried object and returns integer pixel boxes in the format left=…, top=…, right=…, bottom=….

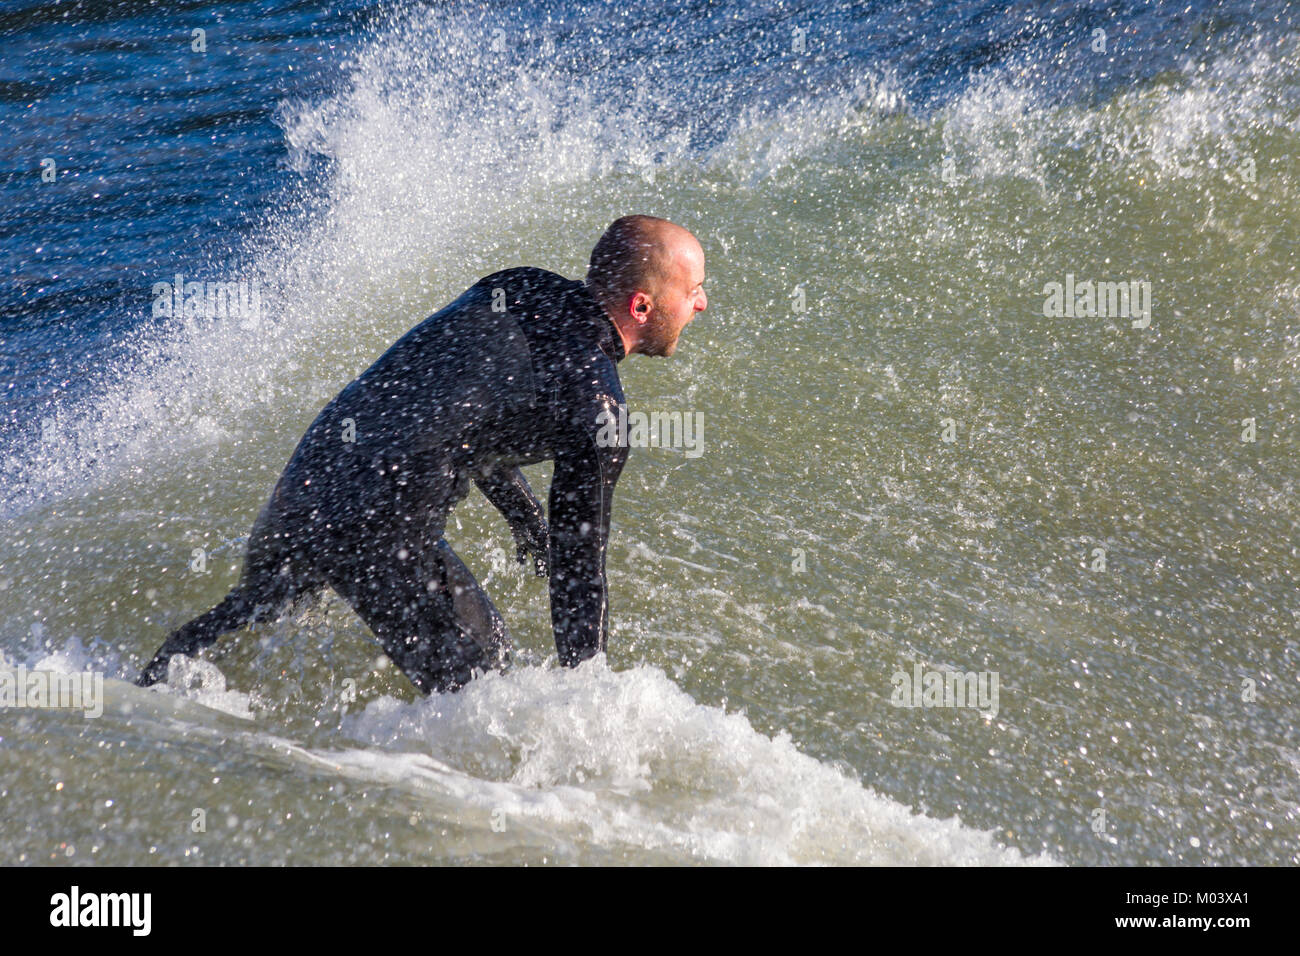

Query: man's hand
left=510, top=518, right=549, bottom=577
left=474, top=466, right=549, bottom=577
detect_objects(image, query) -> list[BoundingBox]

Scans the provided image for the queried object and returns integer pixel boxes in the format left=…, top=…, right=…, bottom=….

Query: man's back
left=273, top=267, right=626, bottom=517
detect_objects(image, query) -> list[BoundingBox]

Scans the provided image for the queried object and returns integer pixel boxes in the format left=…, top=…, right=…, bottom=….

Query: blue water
left=1, top=0, right=374, bottom=408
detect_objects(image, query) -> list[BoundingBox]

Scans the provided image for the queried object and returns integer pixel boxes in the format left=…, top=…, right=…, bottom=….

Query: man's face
left=644, top=239, right=707, bottom=357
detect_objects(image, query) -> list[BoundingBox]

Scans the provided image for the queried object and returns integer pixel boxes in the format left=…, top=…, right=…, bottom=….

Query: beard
left=642, top=313, right=681, bottom=357
left=645, top=333, right=677, bottom=357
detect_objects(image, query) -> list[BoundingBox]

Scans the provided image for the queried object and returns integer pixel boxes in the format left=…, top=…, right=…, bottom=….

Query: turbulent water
left=1, top=0, right=1297, bottom=865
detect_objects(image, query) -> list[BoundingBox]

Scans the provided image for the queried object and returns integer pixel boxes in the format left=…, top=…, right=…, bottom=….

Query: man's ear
left=630, top=291, right=653, bottom=323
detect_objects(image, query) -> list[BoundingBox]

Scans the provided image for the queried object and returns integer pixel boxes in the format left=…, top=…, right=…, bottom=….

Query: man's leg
left=321, top=532, right=510, bottom=694
left=137, top=507, right=317, bottom=687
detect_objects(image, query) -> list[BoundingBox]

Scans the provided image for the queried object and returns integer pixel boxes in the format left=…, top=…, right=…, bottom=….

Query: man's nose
left=696, top=290, right=707, bottom=310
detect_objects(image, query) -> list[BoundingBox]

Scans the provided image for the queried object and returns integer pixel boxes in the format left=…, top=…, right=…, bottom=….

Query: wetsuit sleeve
left=548, top=395, right=628, bottom=666
left=473, top=466, right=548, bottom=574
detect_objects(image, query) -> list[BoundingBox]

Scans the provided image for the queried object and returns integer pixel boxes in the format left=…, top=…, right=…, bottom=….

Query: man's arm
left=474, top=466, right=549, bottom=575
left=547, top=407, right=628, bottom=666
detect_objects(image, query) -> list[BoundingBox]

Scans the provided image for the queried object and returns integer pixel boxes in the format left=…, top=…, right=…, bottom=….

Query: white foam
left=333, top=658, right=1052, bottom=865
left=146, top=654, right=256, bottom=721
left=939, top=32, right=1300, bottom=186
left=5, top=635, right=255, bottom=722
left=9, top=640, right=1051, bottom=863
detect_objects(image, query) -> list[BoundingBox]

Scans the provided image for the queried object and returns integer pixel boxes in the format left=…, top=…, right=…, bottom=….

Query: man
left=137, top=215, right=707, bottom=693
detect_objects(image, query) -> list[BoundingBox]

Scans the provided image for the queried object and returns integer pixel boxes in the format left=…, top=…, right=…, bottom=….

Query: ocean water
left=0, top=0, right=1296, bottom=865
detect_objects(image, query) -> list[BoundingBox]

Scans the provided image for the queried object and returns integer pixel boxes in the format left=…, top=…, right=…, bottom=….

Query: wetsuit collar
left=576, top=280, right=626, bottom=363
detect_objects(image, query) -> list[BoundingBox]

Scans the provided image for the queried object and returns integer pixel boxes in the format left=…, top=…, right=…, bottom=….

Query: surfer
left=136, top=215, right=707, bottom=693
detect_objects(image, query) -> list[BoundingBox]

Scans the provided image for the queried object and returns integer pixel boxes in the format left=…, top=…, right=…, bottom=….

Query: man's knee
left=433, top=539, right=509, bottom=655
left=321, top=534, right=509, bottom=694
left=413, top=629, right=507, bottom=694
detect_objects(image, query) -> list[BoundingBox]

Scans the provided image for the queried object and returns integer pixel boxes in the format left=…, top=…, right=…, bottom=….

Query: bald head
left=586, top=215, right=692, bottom=306
left=585, top=215, right=707, bottom=357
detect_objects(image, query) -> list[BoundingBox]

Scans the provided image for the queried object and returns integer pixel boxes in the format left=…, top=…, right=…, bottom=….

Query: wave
left=13, top=635, right=1049, bottom=864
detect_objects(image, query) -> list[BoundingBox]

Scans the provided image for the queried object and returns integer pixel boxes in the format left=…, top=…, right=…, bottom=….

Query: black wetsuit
left=138, top=267, right=629, bottom=692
